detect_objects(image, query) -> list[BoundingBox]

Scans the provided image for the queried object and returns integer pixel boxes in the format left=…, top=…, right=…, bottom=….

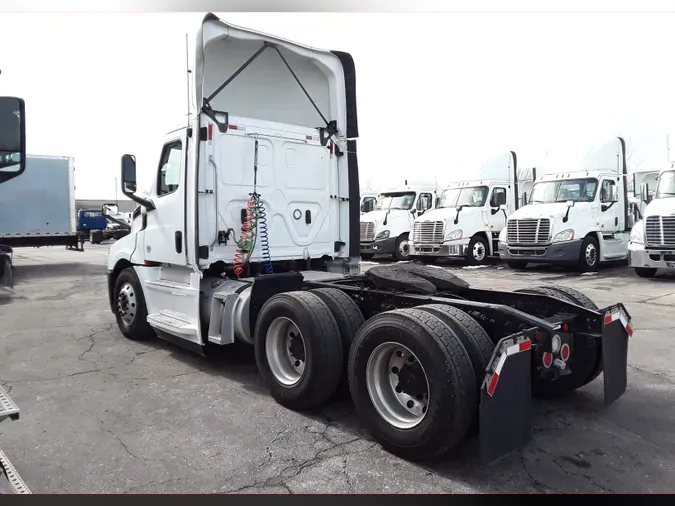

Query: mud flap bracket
left=479, top=332, right=533, bottom=464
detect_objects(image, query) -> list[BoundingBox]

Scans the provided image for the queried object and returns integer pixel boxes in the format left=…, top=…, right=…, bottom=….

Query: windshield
left=439, top=186, right=489, bottom=208
left=529, top=178, right=598, bottom=204
left=377, top=192, right=416, bottom=210
left=656, top=170, right=675, bottom=199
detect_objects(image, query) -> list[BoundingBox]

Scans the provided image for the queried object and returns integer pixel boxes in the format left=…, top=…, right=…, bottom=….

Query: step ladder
left=0, top=385, right=31, bottom=494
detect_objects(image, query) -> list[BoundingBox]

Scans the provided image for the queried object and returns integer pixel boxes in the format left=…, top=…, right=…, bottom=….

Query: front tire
left=578, top=235, right=600, bottom=272
left=635, top=267, right=657, bottom=278
left=348, top=308, right=476, bottom=462
left=393, top=234, right=410, bottom=262
left=254, top=291, right=344, bottom=411
left=113, top=267, right=155, bottom=341
left=466, top=235, right=489, bottom=266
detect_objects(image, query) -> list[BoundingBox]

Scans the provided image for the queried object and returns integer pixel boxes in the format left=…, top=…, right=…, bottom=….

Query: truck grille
left=360, top=222, right=375, bottom=242
left=645, top=216, right=675, bottom=248
left=506, top=218, right=551, bottom=245
left=411, top=221, right=444, bottom=244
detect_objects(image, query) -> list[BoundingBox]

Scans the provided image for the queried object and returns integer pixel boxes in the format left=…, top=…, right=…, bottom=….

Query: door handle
left=175, top=231, right=183, bottom=254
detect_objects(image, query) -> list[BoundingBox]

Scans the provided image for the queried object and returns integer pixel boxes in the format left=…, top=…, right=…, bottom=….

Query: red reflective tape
left=625, top=323, right=633, bottom=336
left=230, top=124, right=238, bottom=130
left=519, top=340, right=532, bottom=352
left=207, top=123, right=213, bottom=142
left=604, top=314, right=613, bottom=325
left=486, top=372, right=500, bottom=397
left=306, top=135, right=313, bottom=141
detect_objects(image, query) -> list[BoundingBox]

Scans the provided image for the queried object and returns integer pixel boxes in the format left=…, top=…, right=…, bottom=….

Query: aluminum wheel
left=265, top=317, right=306, bottom=386
left=585, top=242, right=598, bottom=267
left=366, top=342, right=430, bottom=429
left=472, top=241, right=486, bottom=262
left=117, top=281, right=137, bottom=326
left=398, top=239, right=410, bottom=258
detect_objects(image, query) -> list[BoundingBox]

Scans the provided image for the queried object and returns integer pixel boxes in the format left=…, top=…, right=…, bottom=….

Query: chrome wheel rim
left=366, top=342, right=430, bottom=429
left=473, top=242, right=486, bottom=262
left=398, top=240, right=410, bottom=258
left=585, top=243, right=598, bottom=266
left=117, top=282, right=136, bottom=326
left=265, top=317, right=306, bottom=386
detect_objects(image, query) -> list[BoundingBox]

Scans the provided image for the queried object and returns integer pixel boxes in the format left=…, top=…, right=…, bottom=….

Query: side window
left=417, top=193, right=433, bottom=211
left=600, top=180, right=617, bottom=203
left=490, top=187, right=507, bottom=207
left=157, top=140, right=183, bottom=197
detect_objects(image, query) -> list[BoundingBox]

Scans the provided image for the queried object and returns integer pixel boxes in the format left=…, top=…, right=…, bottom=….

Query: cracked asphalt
left=1, top=245, right=675, bottom=492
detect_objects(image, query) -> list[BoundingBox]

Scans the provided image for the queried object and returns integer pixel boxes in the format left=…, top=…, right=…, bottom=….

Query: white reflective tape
left=494, top=353, right=508, bottom=375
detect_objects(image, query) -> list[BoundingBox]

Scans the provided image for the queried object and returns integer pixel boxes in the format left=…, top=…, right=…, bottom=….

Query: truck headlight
left=445, top=229, right=463, bottom=241
left=552, top=229, right=575, bottom=242
left=375, top=230, right=390, bottom=240
left=629, top=223, right=643, bottom=245
left=499, top=228, right=507, bottom=243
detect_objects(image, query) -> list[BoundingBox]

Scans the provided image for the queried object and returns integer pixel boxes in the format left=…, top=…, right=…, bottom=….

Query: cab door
left=142, top=132, right=188, bottom=266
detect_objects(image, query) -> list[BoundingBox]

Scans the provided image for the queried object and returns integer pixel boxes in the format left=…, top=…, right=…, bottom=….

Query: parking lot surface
left=1, top=245, right=675, bottom=493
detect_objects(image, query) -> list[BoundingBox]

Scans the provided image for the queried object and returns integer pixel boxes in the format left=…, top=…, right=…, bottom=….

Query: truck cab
left=359, top=182, right=439, bottom=261
left=628, top=163, right=675, bottom=277
left=410, top=151, right=532, bottom=266
left=499, top=137, right=629, bottom=272
left=629, top=168, right=660, bottom=224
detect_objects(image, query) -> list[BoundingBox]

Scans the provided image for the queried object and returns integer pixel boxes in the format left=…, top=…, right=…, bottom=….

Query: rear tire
left=507, top=260, right=528, bottom=270
left=254, top=291, right=344, bottom=411
left=635, top=267, right=657, bottom=278
left=113, top=268, right=155, bottom=341
left=310, top=288, right=365, bottom=394
left=515, top=285, right=600, bottom=399
left=348, top=308, right=476, bottom=462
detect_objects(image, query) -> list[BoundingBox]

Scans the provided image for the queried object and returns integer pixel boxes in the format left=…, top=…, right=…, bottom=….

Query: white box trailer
left=0, top=154, right=78, bottom=248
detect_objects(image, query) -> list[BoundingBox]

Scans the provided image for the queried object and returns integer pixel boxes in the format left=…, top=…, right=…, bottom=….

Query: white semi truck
left=0, top=95, right=32, bottom=493
left=410, top=151, right=535, bottom=266
left=359, top=181, right=440, bottom=261
left=102, top=13, right=632, bottom=464
left=499, top=137, right=630, bottom=272
left=628, top=163, right=675, bottom=277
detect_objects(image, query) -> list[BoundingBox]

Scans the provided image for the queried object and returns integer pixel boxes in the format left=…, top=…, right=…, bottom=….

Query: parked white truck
left=499, top=137, right=630, bottom=272
left=410, top=151, right=535, bottom=266
left=628, top=163, right=675, bottom=277
left=101, top=13, right=632, bottom=465
left=359, top=181, right=440, bottom=261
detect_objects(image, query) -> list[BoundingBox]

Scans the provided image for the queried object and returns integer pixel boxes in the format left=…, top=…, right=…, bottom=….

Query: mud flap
left=601, top=304, right=631, bottom=406
left=479, top=334, right=533, bottom=464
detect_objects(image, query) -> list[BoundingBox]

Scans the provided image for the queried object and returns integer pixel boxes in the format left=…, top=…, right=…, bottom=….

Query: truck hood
left=644, top=197, right=675, bottom=218
left=508, top=202, right=590, bottom=221
left=361, top=209, right=411, bottom=226
left=415, top=206, right=483, bottom=224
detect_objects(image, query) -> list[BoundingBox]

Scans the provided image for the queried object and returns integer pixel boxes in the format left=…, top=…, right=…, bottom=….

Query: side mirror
left=641, top=182, right=651, bottom=204
left=0, top=97, right=26, bottom=182
left=120, top=154, right=155, bottom=211
left=522, top=192, right=528, bottom=206
left=102, top=203, right=119, bottom=216
left=121, top=154, right=137, bottom=194
left=492, top=191, right=507, bottom=207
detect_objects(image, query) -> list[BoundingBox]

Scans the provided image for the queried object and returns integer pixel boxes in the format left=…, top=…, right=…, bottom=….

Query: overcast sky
left=1, top=12, right=674, bottom=199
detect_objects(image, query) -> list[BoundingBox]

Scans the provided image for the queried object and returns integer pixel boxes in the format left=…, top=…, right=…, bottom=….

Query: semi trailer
left=0, top=153, right=79, bottom=286
left=410, top=151, right=535, bottom=266
left=104, top=13, right=632, bottom=464
left=499, top=137, right=630, bottom=272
